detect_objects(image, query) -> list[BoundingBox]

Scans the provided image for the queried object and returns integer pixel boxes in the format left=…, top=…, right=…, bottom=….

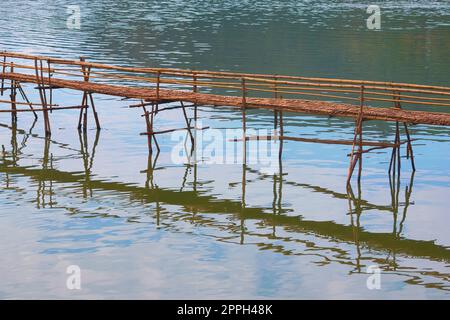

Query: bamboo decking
left=1, top=51, right=450, bottom=185
left=2, top=71, right=450, bottom=126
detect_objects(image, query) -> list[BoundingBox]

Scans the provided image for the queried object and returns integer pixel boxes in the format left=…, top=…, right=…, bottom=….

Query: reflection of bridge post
left=78, top=129, right=100, bottom=198
left=1, top=144, right=9, bottom=188
left=397, top=171, right=415, bottom=237
left=10, top=121, right=18, bottom=165
left=347, top=86, right=365, bottom=188
left=37, top=137, right=52, bottom=208
left=2, top=119, right=36, bottom=188
left=241, top=163, right=246, bottom=245
left=241, top=88, right=247, bottom=244
left=348, top=156, right=415, bottom=272
left=272, top=148, right=284, bottom=238
left=145, top=149, right=159, bottom=190
left=348, top=179, right=362, bottom=273
left=10, top=63, right=17, bottom=125
left=144, top=148, right=162, bottom=226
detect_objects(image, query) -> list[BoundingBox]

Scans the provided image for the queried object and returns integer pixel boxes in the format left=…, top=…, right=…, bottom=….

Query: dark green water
left=0, top=1, right=449, bottom=298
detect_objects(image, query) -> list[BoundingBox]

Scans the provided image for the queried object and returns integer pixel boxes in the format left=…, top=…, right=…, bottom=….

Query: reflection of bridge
left=1, top=121, right=449, bottom=292
left=2, top=52, right=450, bottom=186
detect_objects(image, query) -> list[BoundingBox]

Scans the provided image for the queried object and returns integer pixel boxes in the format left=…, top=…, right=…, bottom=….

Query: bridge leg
left=78, top=92, right=87, bottom=130
left=1, top=55, right=6, bottom=96
left=17, top=82, right=38, bottom=119
left=78, top=57, right=92, bottom=132
left=143, top=104, right=153, bottom=155
left=389, top=91, right=416, bottom=173
left=347, top=86, right=365, bottom=188
left=347, top=118, right=363, bottom=188
left=151, top=103, right=160, bottom=153
left=389, top=122, right=401, bottom=177
left=242, top=106, right=247, bottom=164
left=274, top=110, right=278, bottom=130
left=278, top=111, right=284, bottom=161
left=34, top=58, right=51, bottom=136
left=10, top=73, right=17, bottom=124
left=89, top=93, right=101, bottom=130
left=143, top=102, right=160, bottom=156
left=181, top=101, right=194, bottom=147
left=403, top=123, right=415, bottom=171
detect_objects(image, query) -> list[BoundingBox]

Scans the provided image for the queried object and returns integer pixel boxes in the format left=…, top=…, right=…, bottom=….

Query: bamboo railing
left=1, top=51, right=450, bottom=112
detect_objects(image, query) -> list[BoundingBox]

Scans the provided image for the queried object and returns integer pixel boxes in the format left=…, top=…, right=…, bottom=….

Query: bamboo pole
left=40, top=59, right=51, bottom=135
left=193, top=73, right=198, bottom=122
left=34, top=58, right=51, bottom=136
left=143, top=104, right=152, bottom=154
left=89, top=92, right=101, bottom=130
left=242, top=78, right=247, bottom=164
left=16, top=83, right=38, bottom=119
left=1, top=55, right=6, bottom=96
left=347, top=86, right=365, bottom=187
left=10, top=62, right=17, bottom=123
left=181, top=101, right=194, bottom=147
left=156, top=71, right=161, bottom=101
left=357, top=86, right=364, bottom=184
left=279, top=111, right=283, bottom=162
left=47, top=60, right=53, bottom=113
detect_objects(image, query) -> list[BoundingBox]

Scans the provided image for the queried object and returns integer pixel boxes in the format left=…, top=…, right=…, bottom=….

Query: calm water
left=0, top=1, right=449, bottom=299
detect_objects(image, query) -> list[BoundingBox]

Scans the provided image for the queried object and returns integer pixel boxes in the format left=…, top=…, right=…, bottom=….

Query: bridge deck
left=3, top=71, right=450, bottom=126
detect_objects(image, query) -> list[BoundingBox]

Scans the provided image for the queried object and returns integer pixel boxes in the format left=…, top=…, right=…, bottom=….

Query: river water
left=0, top=1, right=449, bottom=299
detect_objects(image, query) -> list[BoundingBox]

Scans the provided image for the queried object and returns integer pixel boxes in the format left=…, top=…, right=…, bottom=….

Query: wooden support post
left=394, top=90, right=415, bottom=172
left=388, top=89, right=416, bottom=174
left=150, top=102, right=160, bottom=153
left=193, top=73, right=198, bottom=122
left=278, top=111, right=284, bottom=161
left=10, top=62, right=17, bottom=124
left=357, top=86, right=364, bottom=183
left=242, top=78, right=247, bottom=164
left=403, top=123, right=416, bottom=171
left=47, top=60, right=53, bottom=114
left=181, top=101, right=194, bottom=147
left=42, top=60, right=51, bottom=136
left=89, top=93, right=101, bottom=130
left=1, top=55, right=6, bottom=96
left=241, top=77, right=246, bottom=107
left=274, top=110, right=278, bottom=130
left=156, top=71, right=161, bottom=101
left=34, top=58, right=51, bottom=136
left=274, top=76, right=278, bottom=129
left=17, top=83, right=38, bottom=119
left=347, top=85, right=365, bottom=187
left=78, top=57, right=91, bottom=131
left=144, top=104, right=153, bottom=154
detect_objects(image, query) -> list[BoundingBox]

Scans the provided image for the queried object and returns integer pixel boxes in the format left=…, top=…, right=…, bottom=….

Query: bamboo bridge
left=1, top=51, right=450, bottom=186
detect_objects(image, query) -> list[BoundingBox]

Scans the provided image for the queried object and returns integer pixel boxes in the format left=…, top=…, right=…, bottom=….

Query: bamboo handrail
left=2, top=51, right=449, bottom=93
left=4, top=68, right=450, bottom=107
left=1, top=51, right=450, bottom=112
left=46, top=68, right=450, bottom=103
